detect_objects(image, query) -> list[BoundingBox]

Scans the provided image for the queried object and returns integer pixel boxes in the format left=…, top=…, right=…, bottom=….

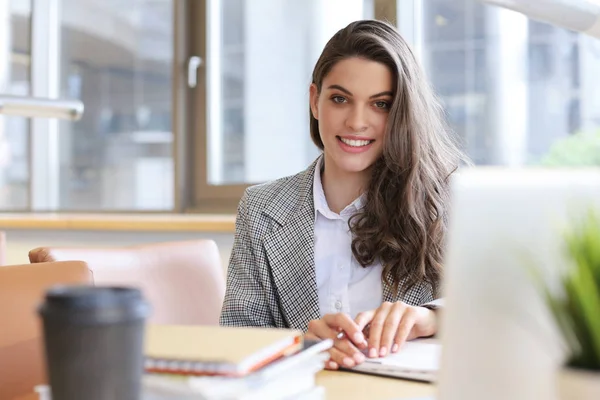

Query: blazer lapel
left=263, top=159, right=321, bottom=331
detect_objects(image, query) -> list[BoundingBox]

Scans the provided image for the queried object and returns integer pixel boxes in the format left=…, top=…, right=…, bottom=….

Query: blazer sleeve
left=219, top=190, right=276, bottom=328
left=417, top=281, right=444, bottom=310
left=420, top=298, right=444, bottom=310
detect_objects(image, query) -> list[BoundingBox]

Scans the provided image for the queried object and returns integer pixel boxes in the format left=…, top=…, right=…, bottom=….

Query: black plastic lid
left=38, top=285, right=151, bottom=325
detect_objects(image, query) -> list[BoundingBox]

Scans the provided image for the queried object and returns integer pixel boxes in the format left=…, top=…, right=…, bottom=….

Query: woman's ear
left=309, top=83, right=319, bottom=120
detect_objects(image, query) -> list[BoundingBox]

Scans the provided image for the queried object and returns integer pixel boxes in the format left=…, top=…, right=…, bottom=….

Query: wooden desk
left=316, top=370, right=435, bottom=399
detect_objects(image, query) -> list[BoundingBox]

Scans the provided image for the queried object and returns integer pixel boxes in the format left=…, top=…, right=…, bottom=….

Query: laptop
left=437, top=167, right=600, bottom=400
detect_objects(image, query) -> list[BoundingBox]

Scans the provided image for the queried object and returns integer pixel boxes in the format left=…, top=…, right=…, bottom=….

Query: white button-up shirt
left=313, top=159, right=383, bottom=318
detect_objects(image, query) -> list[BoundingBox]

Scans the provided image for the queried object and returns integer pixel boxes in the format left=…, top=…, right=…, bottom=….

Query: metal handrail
left=0, top=94, right=84, bottom=121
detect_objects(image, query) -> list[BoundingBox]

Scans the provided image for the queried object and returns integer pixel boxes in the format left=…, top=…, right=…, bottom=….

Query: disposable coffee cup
left=38, top=286, right=150, bottom=400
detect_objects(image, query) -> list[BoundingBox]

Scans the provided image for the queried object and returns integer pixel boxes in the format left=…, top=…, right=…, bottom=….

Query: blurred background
left=1, top=0, right=599, bottom=213
left=1, top=0, right=600, bottom=266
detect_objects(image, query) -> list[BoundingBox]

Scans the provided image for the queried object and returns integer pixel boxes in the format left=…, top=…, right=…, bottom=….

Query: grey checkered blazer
left=219, top=156, right=439, bottom=332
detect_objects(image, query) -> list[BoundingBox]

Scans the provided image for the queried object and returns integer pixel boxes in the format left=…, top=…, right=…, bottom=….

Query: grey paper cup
left=38, top=286, right=150, bottom=400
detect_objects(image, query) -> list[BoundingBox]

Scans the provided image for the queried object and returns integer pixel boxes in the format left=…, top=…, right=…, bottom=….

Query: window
left=419, top=0, right=600, bottom=166
left=0, top=0, right=31, bottom=210
left=0, top=0, right=178, bottom=212
left=4, top=0, right=599, bottom=214
left=202, top=0, right=374, bottom=187
left=57, top=0, right=175, bottom=210
left=199, top=0, right=600, bottom=207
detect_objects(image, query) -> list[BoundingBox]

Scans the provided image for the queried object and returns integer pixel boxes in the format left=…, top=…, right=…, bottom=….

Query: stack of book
left=142, top=325, right=332, bottom=400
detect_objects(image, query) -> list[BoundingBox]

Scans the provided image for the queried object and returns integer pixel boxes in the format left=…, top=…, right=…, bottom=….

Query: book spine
left=144, top=358, right=238, bottom=377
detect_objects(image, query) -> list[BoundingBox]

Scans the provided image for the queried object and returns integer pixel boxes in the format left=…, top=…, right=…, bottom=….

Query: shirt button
left=335, top=300, right=343, bottom=310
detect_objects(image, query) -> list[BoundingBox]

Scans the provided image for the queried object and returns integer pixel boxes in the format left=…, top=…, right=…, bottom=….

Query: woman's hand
left=305, top=313, right=368, bottom=370
left=354, top=302, right=437, bottom=358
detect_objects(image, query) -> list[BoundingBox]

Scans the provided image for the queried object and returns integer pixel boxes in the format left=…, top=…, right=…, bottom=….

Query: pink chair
left=29, top=240, right=225, bottom=325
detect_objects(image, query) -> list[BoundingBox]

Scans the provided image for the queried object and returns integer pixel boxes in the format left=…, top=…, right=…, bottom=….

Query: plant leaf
left=570, top=252, right=600, bottom=363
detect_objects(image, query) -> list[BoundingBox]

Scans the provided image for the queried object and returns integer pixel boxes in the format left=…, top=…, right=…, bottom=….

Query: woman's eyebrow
left=327, top=84, right=353, bottom=96
left=327, top=85, right=393, bottom=99
left=369, top=91, right=394, bottom=99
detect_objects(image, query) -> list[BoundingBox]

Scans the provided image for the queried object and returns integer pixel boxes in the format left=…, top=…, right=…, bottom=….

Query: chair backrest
left=0, top=261, right=92, bottom=400
left=28, top=240, right=225, bottom=326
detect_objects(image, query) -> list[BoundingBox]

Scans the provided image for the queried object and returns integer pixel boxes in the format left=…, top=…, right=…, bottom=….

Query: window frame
left=188, top=0, right=249, bottom=213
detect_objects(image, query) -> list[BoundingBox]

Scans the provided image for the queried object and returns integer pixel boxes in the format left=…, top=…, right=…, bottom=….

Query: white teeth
left=340, top=138, right=372, bottom=147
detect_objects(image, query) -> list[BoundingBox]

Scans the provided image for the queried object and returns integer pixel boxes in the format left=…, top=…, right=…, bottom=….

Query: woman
left=220, top=19, right=466, bottom=370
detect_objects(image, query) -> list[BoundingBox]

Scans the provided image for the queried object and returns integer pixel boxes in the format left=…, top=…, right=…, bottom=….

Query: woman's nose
left=345, top=106, right=369, bottom=132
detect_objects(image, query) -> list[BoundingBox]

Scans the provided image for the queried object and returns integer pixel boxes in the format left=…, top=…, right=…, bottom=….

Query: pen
left=335, top=323, right=370, bottom=341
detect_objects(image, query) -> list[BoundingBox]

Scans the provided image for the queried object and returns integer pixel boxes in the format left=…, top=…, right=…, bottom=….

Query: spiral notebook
left=144, top=325, right=303, bottom=377
left=346, top=339, right=440, bottom=382
left=143, top=339, right=333, bottom=399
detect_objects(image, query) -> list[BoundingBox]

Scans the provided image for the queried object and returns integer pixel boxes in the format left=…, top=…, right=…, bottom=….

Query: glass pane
left=0, top=1, right=31, bottom=210
left=58, top=0, right=174, bottom=210
left=423, top=0, right=486, bottom=43
left=207, top=0, right=373, bottom=185
left=421, top=0, right=600, bottom=167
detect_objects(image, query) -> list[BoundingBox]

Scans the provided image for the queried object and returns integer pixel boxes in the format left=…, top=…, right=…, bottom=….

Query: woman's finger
left=325, top=360, right=339, bottom=370
left=393, top=307, right=417, bottom=353
left=354, top=310, right=375, bottom=331
left=379, top=302, right=405, bottom=357
left=322, top=313, right=367, bottom=349
left=328, top=347, right=357, bottom=369
left=306, top=318, right=338, bottom=340
left=334, top=337, right=366, bottom=365
left=366, top=302, right=392, bottom=357
left=304, top=330, right=320, bottom=342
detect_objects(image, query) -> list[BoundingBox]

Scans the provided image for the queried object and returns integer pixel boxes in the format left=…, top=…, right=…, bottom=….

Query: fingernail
left=369, top=348, right=377, bottom=358
left=353, top=352, right=365, bottom=363
left=343, top=357, right=355, bottom=367
left=353, top=332, right=365, bottom=344
left=379, top=347, right=387, bottom=357
left=328, top=361, right=338, bottom=369
left=392, top=343, right=399, bottom=353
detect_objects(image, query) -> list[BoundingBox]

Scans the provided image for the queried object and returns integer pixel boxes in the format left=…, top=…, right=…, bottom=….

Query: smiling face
left=310, top=57, right=394, bottom=177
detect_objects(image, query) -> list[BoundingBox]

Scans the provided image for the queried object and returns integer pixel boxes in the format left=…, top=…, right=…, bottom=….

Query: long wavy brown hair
left=310, top=20, right=467, bottom=297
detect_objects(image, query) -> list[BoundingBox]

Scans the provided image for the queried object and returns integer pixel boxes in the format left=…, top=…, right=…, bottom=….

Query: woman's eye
left=331, top=96, right=347, bottom=104
left=374, top=101, right=390, bottom=109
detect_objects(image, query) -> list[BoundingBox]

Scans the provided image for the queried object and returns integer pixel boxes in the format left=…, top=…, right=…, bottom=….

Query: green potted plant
left=538, top=129, right=600, bottom=167
left=532, top=210, right=600, bottom=398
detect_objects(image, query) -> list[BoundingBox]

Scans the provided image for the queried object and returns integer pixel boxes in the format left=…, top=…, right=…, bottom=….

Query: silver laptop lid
left=438, top=167, right=600, bottom=400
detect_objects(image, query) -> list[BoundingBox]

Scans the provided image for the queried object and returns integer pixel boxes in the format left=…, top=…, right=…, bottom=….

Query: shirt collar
left=312, top=156, right=366, bottom=220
